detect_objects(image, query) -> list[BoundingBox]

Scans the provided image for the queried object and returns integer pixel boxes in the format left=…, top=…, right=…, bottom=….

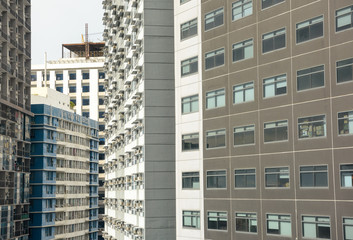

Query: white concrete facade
left=174, top=0, right=204, bottom=239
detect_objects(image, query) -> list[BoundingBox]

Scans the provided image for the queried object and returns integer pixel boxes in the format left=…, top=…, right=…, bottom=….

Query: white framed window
left=234, top=169, right=256, bottom=188
left=181, top=56, right=198, bottom=77
left=340, top=164, right=353, bottom=188
left=207, top=170, right=226, bottom=189
left=296, top=16, right=323, bottom=43
left=265, top=167, right=289, bottom=188
left=297, top=65, right=324, bottom=91
left=206, top=89, right=225, bottom=109
left=263, top=74, right=287, bottom=98
left=205, top=8, right=224, bottom=31
left=181, top=18, right=197, bottom=40
left=182, top=133, right=199, bottom=151
left=232, top=39, right=253, bottom=62
left=338, top=111, right=353, bottom=135
left=337, top=58, right=353, bottom=83
left=206, top=129, right=226, bottom=149
left=183, top=211, right=200, bottom=229
left=300, top=165, right=328, bottom=187
left=207, top=211, right=228, bottom=231
left=262, top=28, right=286, bottom=53
left=298, top=115, right=326, bottom=139
left=205, top=48, right=224, bottom=70
left=343, top=218, right=353, bottom=240
left=232, top=0, right=252, bottom=21
left=266, top=214, right=291, bottom=236
left=233, top=82, right=254, bottom=104
left=264, top=120, right=288, bottom=142
left=302, top=216, right=331, bottom=239
left=234, top=125, right=255, bottom=146
left=235, top=213, right=257, bottom=233
left=336, top=5, right=353, bottom=32
left=182, top=172, right=200, bottom=189
left=182, top=95, right=198, bottom=114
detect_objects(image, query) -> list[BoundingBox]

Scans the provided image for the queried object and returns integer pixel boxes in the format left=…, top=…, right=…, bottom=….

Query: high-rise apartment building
left=31, top=43, right=107, bottom=238
left=29, top=87, right=99, bottom=240
left=0, top=0, right=32, bottom=239
left=175, top=0, right=353, bottom=239
left=102, top=0, right=175, bottom=239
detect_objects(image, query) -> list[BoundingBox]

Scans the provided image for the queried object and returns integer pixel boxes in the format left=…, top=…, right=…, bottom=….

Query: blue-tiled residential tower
left=30, top=101, right=99, bottom=240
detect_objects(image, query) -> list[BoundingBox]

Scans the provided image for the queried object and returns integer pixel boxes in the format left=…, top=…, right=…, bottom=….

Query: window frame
left=181, top=56, right=198, bottom=77
left=302, top=215, right=331, bottom=239
left=343, top=217, right=353, bottom=240
left=232, top=38, right=254, bottom=63
left=233, top=125, right=255, bottom=146
left=263, top=74, right=287, bottom=98
left=335, top=5, right=353, bottom=32
left=338, top=111, right=353, bottom=135
left=182, top=172, right=200, bottom=190
left=261, top=0, right=285, bottom=10
left=233, top=81, right=254, bottom=104
left=265, top=167, right=290, bottom=188
left=299, top=165, right=328, bottom=188
left=235, top=212, right=257, bottom=233
left=296, top=15, right=324, bottom=44
left=206, top=170, right=227, bottom=189
left=232, top=0, right=253, bottom=22
left=234, top=168, right=256, bottom=189
left=266, top=214, right=292, bottom=237
left=206, top=88, right=225, bottom=109
left=206, top=129, right=226, bottom=149
left=180, top=18, right=198, bottom=40
left=182, top=210, right=201, bottom=229
left=182, top=95, right=199, bottom=114
left=205, top=48, right=225, bottom=70
left=182, top=133, right=199, bottom=151
left=205, top=7, right=224, bottom=31
left=262, top=28, right=286, bottom=54
left=263, top=120, right=288, bottom=143
left=297, top=65, right=325, bottom=92
left=298, top=115, right=326, bottom=139
left=340, top=164, right=353, bottom=188
left=207, top=211, right=228, bottom=231
left=336, top=58, right=353, bottom=84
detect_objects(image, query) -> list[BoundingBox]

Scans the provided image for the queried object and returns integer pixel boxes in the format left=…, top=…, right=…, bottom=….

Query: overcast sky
left=31, top=0, right=104, bottom=64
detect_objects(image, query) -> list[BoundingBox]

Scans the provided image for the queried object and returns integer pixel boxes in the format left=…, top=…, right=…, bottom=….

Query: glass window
left=232, top=39, right=253, bottom=62
left=267, top=214, right=291, bottom=236
left=69, top=72, right=76, bottom=80
left=263, top=74, right=287, bottom=98
left=99, top=85, right=105, bottom=92
left=297, top=65, right=324, bottom=91
left=82, top=85, right=90, bottom=93
left=82, top=99, right=90, bottom=106
left=181, top=56, right=198, bottom=77
left=337, top=58, right=353, bottom=83
left=205, top=48, right=225, bottom=70
left=99, top=72, right=105, bottom=79
left=99, top=125, right=105, bottom=132
left=336, top=5, right=353, bottom=32
left=233, top=82, right=254, bottom=104
left=208, top=212, right=227, bottom=230
left=344, top=218, right=353, bottom=240
left=182, top=172, right=199, bottom=189
left=182, top=95, right=198, bottom=114
left=302, top=216, right=330, bottom=239
left=262, top=28, right=286, bottom=53
left=82, top=112, right=89, bottom=118
left=298, top=115, right=326, bottom=139
left=99, top=112, right=105, bottom=119
left=300, top=165, right=328, bottom=187
left=234, top=169, right=255, bottom=188
left=264, top=120, right=288, bottom=142
left=265, top=167, right=289, bottom=188
left=183, top=211, right=200, bottom=229
left=206, top=129, right=226, bottom=149
left=56, top=73, right=63, bottom=80
left=232, top=0, right=252, bottom=21
left=180, top=0, right=190, bottom=4
left=181, top=18, right=197, bottom=40
left=99, top=98, right=104, bottom=105
left=206, top=89, right=225, bottom=109
left=82, top=72, right=90, bottom=79
left=234, top=125, right=255, bottom=146
left=296, top=16, right=323, bottom=43
left=99, top=138, right=105, bottom=145
left=56, top=86, right=63, bottom=93
left=340, top=164, right=353, bottom=188
left=205, top=8, right=224, bottom=31
left=207, top=170, right=226, bottom=189
left=31, top=74, right=37, bottom=81
left=69, top=86, right=76, bottom=93
left=236, top=213, right=257, bottom=233
left=182, top=133, right=199, bottom=151
left=338, top=111, right=353, bottom=135
left=262, top=0, right=284, bottom=9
